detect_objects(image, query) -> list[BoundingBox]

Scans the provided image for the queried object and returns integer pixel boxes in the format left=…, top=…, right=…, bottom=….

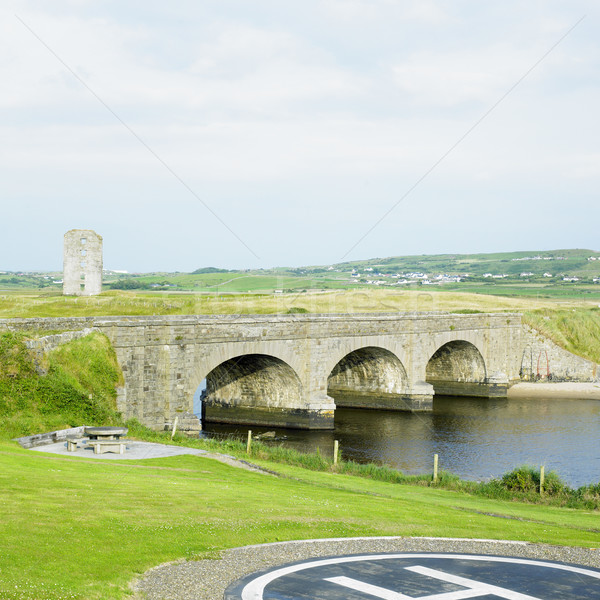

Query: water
left=201, top=394, right=600, bottom=488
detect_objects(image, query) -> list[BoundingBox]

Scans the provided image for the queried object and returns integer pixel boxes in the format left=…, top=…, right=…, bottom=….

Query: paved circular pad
left=225, top=553, right=600, bottom=600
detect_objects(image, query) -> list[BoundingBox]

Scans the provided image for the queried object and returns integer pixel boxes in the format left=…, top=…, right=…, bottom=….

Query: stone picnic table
left=85, top=426, right=128, bottom=441
left=67, top=427, right=129, bottom=454
left=85, top=427, right=129, bottom=454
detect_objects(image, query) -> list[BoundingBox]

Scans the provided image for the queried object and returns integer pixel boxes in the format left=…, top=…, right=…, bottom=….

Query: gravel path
left=132, top=536, right=600, bottom=600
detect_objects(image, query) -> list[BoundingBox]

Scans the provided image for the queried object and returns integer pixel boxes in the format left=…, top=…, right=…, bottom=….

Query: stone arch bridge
left=84, top=312, right=523, bottom=430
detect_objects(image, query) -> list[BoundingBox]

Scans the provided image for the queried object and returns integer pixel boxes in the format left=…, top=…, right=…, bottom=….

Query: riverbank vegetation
left=124, top=422, right=600, bottom=511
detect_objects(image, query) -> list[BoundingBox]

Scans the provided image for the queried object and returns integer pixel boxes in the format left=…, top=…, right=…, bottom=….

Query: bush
left=500, top=465, right=567, bottom=496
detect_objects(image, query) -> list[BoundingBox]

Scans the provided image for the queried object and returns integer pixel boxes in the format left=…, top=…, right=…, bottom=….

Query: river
left=200, top=394, right=600, bottom=488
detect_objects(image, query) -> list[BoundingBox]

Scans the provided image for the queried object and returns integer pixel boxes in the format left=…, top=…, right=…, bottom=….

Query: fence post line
left=171, top=416, right=178, bottom=440
left=247, top=430, right=252, bottom=455
left=334, top=440, right=339, bottom=465
left=540, top=465, right=545, bottom=495
left=433, top=453, right=439, bottom=483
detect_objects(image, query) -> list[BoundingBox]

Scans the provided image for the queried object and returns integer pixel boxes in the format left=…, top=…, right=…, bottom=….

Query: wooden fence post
left=433, top=453, right=439, bottom=483
left=247, top=430, right=252, bottom=455
left=333, top=440, right=339, bottom=465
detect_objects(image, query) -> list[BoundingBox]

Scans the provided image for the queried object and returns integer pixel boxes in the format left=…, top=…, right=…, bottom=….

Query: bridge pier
left=331, top=381, right=433, bottom=412
left=427, top=372, right=510, bottom=398
left=203, top=396, right=336, bottom=430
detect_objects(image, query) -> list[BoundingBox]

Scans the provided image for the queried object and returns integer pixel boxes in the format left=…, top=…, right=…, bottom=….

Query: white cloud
left=1, top=0, right=599, bottom=270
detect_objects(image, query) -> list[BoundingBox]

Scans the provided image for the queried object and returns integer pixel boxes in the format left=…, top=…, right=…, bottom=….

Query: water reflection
left=201, top=394, right=600, bottom=487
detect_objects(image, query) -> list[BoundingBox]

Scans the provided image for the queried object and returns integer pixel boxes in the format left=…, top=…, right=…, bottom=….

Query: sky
left=1, top=1, right=599, bottom=272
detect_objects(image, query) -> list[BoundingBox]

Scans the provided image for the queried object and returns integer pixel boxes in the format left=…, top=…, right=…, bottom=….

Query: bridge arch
left=425, top=340, right=488, bottom=397
left=200, top=353, right=306, bottom=427
left=327, top=346, right=409, bottom=410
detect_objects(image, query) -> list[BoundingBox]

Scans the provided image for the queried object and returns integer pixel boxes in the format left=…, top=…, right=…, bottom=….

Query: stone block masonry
left=520, top=326, right=599, bottom=382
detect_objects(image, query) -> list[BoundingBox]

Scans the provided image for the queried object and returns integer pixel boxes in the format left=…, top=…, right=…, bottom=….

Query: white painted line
left=325, top=576, right=415, bottom=599
left=240, top=553, right=600, bottom=600
left=407, top=565, right=542, bottom=600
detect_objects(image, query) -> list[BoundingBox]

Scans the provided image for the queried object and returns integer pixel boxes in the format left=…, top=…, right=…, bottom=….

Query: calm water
left=201, top=394, right=600, bottom=487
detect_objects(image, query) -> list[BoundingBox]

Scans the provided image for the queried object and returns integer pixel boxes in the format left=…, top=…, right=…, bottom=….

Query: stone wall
left=520, top=326, right=599, bottom=382
left=14, top=426, right=87, bottom=449
left=0, top=317, right=96, bottom=332
left=24, top=329, right=94, bottom=375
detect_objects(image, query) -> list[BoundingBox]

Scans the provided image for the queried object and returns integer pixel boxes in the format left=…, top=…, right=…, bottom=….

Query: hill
left=2, top=249, right=599, bottom=298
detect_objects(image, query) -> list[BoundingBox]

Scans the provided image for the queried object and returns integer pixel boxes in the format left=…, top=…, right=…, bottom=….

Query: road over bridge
left=86, top=312, right=523, bottom=430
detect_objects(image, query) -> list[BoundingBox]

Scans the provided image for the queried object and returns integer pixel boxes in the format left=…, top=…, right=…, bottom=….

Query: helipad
left=225, top=553, right=600, bottom=600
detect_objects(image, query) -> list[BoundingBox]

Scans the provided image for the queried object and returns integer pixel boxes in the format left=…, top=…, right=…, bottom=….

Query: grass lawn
left=1, top=440, right=599, bottom=600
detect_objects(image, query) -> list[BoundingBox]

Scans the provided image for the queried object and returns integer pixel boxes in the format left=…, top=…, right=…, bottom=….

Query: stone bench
left=66, top=436, right=89, bottom=452
left=86, top=440, right=128, bottom=455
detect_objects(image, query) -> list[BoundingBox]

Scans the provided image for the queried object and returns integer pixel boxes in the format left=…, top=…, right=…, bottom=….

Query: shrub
left=500, top=465, right=567, bottom=496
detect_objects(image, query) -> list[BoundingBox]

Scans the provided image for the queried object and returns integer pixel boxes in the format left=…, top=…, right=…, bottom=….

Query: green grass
left=0, top=332, right=123, bottom=440
left=1, top=286, right=598, bottom=320
left=2, top=438, right=600, bottom=600
left=523, top=307, right=600, bottom=363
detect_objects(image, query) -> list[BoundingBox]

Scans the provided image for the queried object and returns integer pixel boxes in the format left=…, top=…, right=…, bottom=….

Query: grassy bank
left=523, top=307, right=600, bottom=364
left=0, top=331, right=123, bottom=441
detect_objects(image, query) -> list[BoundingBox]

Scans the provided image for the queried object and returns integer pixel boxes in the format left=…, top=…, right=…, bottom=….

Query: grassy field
left=1, top=287, right=599, bottom=320
left=4, top=249, right=600, bottom=298
left=2, top=438, right=600, bottom=600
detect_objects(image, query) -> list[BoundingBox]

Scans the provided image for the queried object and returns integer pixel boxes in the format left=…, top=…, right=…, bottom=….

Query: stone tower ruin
left=63, top=229, right=103, bottom=296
